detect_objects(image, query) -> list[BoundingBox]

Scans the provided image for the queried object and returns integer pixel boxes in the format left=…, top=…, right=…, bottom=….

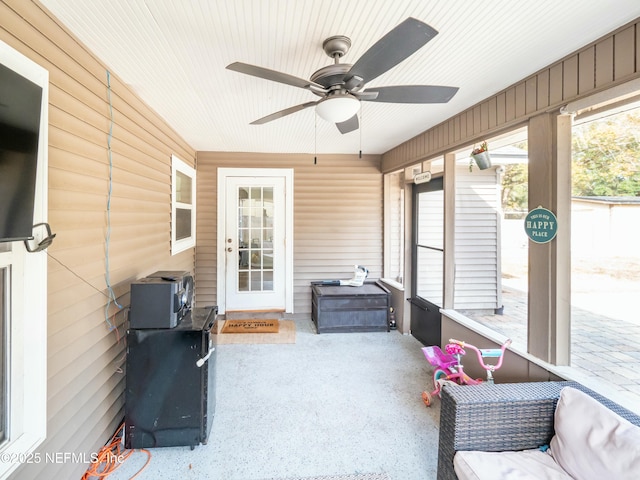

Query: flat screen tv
left=0, top=62, right=42, bottom=242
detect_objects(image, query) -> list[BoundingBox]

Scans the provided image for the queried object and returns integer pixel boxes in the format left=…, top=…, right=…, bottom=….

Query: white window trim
left=0, top=40, right=48, bottom=479
left=383, top=170, right=406, bottom=285
left=171, top=155, right=196, bottom=255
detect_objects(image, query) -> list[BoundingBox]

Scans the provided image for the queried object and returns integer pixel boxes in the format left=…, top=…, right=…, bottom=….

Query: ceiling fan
left=226, top=17, right=459, bottom=134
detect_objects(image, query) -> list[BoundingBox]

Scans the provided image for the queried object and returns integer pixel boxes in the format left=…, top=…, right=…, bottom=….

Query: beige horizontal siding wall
left=383, top=18, right=640, bottom=172
left=454, top=166, right=501, bottom=310
left=2, top=1, right=196, bottom=479
left=196, top=152, right=383, bottom=314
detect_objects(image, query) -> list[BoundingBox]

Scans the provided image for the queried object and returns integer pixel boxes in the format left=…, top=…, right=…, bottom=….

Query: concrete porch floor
left=106, top=320, right=441, bottom=480
left=100, top=286, right=640, bottom=478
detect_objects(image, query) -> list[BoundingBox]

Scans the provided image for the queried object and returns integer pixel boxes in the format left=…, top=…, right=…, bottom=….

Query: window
left=383, top=171, right=405, bottom=284
left=171, top=155, right=196, bottom=255
left=0, top=39, right=48, bottom=479
left=456, top=140, right=530, bottom=350
left=570, top=106, right=640, bottom=403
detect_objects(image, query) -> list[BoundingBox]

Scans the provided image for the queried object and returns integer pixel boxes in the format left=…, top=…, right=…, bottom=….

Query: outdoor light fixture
left=315, top=93, right=360, bottom=123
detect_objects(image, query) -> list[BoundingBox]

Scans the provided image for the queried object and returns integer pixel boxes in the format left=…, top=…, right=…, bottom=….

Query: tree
left=499, top=108, right=640, bottom=213
left=500, top=141, right=529, bottom=213
left=501, top=163, right=528, bottom=212
left=572, top=110, right=640, bottom=197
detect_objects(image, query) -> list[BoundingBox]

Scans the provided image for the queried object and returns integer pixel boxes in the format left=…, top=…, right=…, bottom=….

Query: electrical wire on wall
left=46, top=70, right=128, bottom=346
left=44, top=251, right=126, bottom=352
left=105, top=70, right=122, bottom=330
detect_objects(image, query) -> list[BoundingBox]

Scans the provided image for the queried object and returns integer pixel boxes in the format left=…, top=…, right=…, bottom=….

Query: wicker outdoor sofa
left=437, top=380, right=640, bottom=480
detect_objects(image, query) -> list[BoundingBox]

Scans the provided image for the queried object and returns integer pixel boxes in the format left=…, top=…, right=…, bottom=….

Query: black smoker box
left=125, top=306, right=218, bottom=449
left=311, top=280, right=390, bottom=333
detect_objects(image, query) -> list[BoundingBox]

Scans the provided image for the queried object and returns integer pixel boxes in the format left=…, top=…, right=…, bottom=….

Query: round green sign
left=524, top=207, right=558, bottom=243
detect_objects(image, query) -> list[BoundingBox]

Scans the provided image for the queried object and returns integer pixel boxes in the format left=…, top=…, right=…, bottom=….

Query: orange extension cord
left=81, top=423, right=151, bottom=479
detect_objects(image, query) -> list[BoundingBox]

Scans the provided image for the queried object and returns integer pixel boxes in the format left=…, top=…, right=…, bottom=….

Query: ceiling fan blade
left=250, top=101, right=318, bottom=125
left=362, top=85, right=459, bottom=104
left=336, top=115, right=359, bottom=134
left=227, top=62, right=327, bottom=93
left=345, top=18, right=438, bottom=87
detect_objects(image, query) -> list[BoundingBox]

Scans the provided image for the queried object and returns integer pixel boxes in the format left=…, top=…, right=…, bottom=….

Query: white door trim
left=217, top=168, right=294, bottom=314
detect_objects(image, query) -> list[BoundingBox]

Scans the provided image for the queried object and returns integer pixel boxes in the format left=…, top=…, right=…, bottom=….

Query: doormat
left=216, top=320, right=296, bottom=344
left=261, top=474, right=390, bottom=480
left=221, top=319, right=279, bottom=334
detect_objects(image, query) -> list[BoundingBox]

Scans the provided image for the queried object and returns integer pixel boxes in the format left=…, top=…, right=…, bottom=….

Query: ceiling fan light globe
left=315, top=95, right=360, bottom=123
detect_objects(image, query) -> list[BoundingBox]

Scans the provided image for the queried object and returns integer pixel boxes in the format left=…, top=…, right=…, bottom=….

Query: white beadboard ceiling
left=39, top=0, right=640, bottom=155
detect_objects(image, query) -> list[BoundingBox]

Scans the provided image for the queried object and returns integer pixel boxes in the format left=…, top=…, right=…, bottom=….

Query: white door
left=222, top=172, right=291, bottom=312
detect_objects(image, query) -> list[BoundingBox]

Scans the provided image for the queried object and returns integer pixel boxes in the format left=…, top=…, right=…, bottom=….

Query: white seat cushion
left=454, top=449, right=571, bottom=480
left=549, top=387, right=640, bottom=480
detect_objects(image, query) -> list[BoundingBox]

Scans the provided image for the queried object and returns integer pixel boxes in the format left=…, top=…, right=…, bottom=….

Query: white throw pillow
left=454, top=449, right=571, bottom=480
left=549, top=387, right=640, bottom=480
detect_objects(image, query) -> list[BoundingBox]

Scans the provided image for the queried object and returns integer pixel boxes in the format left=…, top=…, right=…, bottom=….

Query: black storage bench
left=311, top=281, right=390, bottom=333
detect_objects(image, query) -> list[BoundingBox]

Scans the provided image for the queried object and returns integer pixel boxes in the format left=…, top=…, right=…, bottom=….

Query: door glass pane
left=250, top=228, right=261, bottom=247
left=239, top=229, right=250, bottom=248
left=417, top=190, right=444, bottom=249
left=263, top=250, right=273, bottom=269
left=238, top=271, right=249, bottom=291
left=263, top=271, right=273, bottom=290
left=416, top=247, right=443, bottom=305
left=236, top=186, right=275, bottom=291
left=415, top=186, right=444, bottom=306
left=251, top=251, right=261, bottom=268
left=251, top=272, right=263, bottom=290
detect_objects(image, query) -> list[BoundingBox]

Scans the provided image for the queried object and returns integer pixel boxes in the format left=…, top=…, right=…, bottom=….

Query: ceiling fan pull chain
left=359, top=107, right=363, bottom=158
